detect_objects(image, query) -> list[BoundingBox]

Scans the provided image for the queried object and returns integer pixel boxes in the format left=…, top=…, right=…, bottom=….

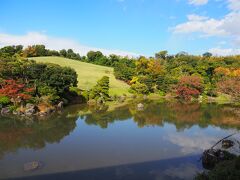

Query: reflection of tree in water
left=82, top=101, right=240, bottom=131
left=83, top=105, right=132, bottom=129
left=0, top=106, right=81, bottom=158
left=1, top=102, right=239, bottom=158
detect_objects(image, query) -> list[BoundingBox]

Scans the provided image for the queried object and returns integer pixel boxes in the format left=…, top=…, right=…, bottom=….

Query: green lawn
left=31, top=56, right=130, bottom=95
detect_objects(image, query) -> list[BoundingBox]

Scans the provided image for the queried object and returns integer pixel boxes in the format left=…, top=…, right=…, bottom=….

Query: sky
left=0, top=0, right=240, bottom=56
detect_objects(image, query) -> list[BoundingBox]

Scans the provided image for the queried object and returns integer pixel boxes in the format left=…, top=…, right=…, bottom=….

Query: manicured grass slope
left=32, top=56, right=129, bottom=95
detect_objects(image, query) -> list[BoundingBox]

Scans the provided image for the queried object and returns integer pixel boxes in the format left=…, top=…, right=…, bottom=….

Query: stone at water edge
left=57, top=101, right=64, bottom=109
left=1, top=107, right=10, bottom=115
left=24, top=104, right=39, bottom=116
left=23, top=161, right=42, bottom=171
left=222, top=139, right=235, bottom=149
left=25, top=108, right=36, bottom=116
left=137, top=103, right=144, bottom=110
left=25, top=103, right=35, bottom=109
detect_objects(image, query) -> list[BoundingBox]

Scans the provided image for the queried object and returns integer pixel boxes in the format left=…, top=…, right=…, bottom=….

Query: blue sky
left=0, top=0, right=240, bottom=56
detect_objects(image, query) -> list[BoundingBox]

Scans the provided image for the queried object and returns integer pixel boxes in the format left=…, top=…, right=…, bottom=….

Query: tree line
left=1, top=45, right=240, bottom=103
left=114, top=51, right=240, bottom=102
left=0, top=45, right=135, bottom=68
left=0, top=48, right=79, bottom=112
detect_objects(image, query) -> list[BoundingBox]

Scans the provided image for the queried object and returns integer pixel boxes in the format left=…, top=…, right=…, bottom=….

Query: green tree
left=155, top=50, right=168, bottom=59
left=87, top=51, right=104, bottom=63
left=130, top=82, right=149, bottom=95
left=60, top=49, right=67, bottom=57
left=203, top=52, right=213, bottom=58
left=89, top=76, right=110, bottom=100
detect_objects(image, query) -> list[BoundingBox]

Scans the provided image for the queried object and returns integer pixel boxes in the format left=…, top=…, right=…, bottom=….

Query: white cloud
left=172, top=0, right=240, bottom=55
left=209, top=47, right=240, bottom=56
left=173, top=11, right=240, bottom=38
left=0, top=32, right=138, bottom=57
left=173, top=14, right=227, bottom=36
left=188, top=0, right=208, bottom=6
left=187, top=14, right=208, bottom=21
left=165, top=133, right=218, bottom=154
left=228, top=0, right=240, bottom=11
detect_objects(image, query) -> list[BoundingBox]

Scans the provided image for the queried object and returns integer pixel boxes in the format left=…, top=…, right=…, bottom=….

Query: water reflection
left=0, top=106, right=80, bottom=158
left=0, top=101, right=240, bottom=179
left=80, top=101, right=240, bottom=130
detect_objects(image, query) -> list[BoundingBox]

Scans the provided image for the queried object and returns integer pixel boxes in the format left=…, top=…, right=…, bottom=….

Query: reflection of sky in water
left=0, top=102, right=240, bottom=179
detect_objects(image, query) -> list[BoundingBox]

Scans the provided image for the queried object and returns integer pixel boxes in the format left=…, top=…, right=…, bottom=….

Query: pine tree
left=89, top=76, right=110, bottom=101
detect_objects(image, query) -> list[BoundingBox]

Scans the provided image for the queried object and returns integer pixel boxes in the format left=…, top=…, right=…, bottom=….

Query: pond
left=0, top=100, right=240, bottom=180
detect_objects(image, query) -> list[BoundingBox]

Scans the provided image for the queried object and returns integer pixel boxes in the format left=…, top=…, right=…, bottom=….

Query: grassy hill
left=32, top=56, right=130, bottom=95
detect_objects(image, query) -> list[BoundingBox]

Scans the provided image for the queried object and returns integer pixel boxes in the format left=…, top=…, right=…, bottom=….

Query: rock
left=1, top=107, right=10, bottom=115
left=25, top=103, right=34, bottom=109
left=202, top=149, right=236, bottom=170
left=38, top=112, right=47, bottom=116
left=13, top=110, right=24, bottom=116
left=25, top=104, right=38, bottom=116
left=222, top=140, right=234, bottom=149
left=25, top=108, right=36, bottom=116
left=202, top=149, right=222, bottom=169
left=137, top=103, right=144, bottom=111
left=23, top=161, right=41, bottom=171
left=57, top=101, right=64, bottom=109
left=13, top=110, right=18, bottom=115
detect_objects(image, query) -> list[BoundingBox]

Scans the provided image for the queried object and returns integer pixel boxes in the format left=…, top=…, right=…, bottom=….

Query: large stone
left=57, top=101, right=64, bottom=109
left=38, top=112, right=47, bottom=116
left=25, top=103, right=35, bottom=109
left=13, top=110, right=24, bottom=116
left=222, top=140, right=234, bottom=149
left=23, top=161, right=41, bottom=171
left=1, top=107, right=10, bottom=115
left=25, top=104, right=38, bottom=116
left=25, top=108, right=35, bottom=116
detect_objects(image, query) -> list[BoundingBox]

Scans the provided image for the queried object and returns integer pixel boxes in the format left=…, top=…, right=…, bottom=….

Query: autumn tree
left=0, top=79, right=34, bottom=105
left=155, top=50, right=168, bottom=59
left=217, top=77, right=240, bottom=101
left=176, top=76, right=203, bottom=100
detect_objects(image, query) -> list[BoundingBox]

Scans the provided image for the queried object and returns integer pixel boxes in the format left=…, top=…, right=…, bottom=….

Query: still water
left=0, top=101, right=240, bottom=180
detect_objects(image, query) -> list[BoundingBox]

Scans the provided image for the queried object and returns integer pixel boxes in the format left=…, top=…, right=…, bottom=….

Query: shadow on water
left=7, top=155, right=201, bottom=180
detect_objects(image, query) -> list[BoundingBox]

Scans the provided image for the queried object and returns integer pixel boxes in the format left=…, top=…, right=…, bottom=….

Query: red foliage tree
left=176, top=76, right=203, bottom=101
left=0, top=79, right=34, bottom=104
